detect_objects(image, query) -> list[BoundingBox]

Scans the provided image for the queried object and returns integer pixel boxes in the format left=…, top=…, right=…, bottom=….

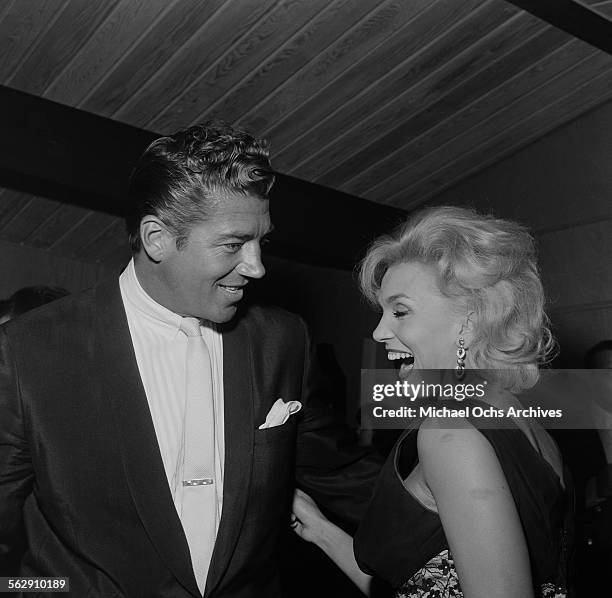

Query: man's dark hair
left=0, top=286, right=69, bottom=321
left=126, top=121, right=275, bottom=252
left=585, top=340, right=612, bottom=368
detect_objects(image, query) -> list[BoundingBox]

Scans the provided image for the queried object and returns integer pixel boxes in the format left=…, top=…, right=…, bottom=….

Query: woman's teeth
left=388, top=351, right=415, bottom=379
left=388, top=351, right=413, bottom=361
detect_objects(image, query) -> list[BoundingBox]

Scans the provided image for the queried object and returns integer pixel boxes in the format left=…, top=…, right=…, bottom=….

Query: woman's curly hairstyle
left=359, top=206, right=556, bottom=392
left=126, top=121, right=275, bottom=252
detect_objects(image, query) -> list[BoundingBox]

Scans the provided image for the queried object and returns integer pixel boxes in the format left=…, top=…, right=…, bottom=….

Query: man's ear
left=140, top=217, right=172, bottom=263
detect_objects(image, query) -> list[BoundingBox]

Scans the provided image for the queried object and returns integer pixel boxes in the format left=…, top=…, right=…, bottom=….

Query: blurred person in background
left=0, top=285, right=68, bottom=324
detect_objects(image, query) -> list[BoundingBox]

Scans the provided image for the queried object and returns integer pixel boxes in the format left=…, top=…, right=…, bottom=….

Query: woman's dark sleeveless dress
left=354, top=401, right=569, bottom=597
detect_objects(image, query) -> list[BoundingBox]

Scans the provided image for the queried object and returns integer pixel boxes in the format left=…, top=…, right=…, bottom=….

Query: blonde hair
left=359, top=206, right=555, bottom=392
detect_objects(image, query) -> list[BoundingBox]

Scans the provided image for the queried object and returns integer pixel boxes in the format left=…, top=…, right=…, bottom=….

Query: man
left=0, top=123, right=379, bottom=597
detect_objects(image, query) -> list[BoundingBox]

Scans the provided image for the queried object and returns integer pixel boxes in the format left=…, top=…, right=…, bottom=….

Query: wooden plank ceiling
left=1, top=0, right=612, bottom=268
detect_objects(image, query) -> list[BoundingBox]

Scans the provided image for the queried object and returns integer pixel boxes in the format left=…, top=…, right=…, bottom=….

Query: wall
left=0, top=239, right=115, bottom=296
left=8, top=90, right=612, bottom=419
left=431, top=98, right=612, bottom=366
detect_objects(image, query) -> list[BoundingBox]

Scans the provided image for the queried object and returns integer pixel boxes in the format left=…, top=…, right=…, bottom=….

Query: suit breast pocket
left=254, top=419, right=298, bottom=445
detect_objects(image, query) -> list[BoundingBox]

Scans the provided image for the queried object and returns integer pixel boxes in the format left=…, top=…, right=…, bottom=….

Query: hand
left=290, top=488, right=329, bottom=545
left=291, top=489, right=373, bottom=596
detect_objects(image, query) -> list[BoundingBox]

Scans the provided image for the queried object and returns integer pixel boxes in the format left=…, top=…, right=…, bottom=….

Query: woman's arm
left=291, top=489, right=373, bottom=596
left=418, top=417, right=534, bottom=598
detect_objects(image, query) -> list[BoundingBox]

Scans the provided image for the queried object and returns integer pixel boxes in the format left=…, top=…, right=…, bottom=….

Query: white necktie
left=179, top=317, right=218, bottom=595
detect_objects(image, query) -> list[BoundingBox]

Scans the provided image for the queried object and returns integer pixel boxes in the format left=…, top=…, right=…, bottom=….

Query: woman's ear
left=139, top=217, right=171, bottom=263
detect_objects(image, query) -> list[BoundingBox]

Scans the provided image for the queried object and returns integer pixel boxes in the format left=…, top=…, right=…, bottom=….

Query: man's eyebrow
left=217, top=225, right=275, bottom=242
left=217, top=233, right=253, bottom=242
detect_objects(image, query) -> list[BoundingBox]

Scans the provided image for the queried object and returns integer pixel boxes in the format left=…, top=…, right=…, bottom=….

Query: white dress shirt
left=119, top=259, right=225, bottom=524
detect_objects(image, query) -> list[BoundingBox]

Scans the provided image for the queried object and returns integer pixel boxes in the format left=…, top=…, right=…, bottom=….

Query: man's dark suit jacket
left=0, top=277, right=380, bottom=597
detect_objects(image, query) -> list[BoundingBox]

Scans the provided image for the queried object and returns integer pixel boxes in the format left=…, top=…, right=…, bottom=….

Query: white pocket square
left=258, top=398, right=302, bottom=429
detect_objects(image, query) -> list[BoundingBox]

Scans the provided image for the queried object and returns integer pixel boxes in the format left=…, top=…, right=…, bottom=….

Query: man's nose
left=236, top=245, right=266, bottom=279
left=372, top=315, right=392, bottom=343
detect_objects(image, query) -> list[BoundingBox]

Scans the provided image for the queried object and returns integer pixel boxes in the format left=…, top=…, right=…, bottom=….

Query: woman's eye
left=392, top=309, right=410, bottom=319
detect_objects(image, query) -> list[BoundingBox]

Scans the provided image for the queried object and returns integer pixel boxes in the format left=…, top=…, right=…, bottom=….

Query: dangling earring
left=455, top=336, right=467, bottom=380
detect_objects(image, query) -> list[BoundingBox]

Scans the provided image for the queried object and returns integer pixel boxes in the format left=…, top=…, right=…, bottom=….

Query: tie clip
left=183, top=478, right=214, bottom=486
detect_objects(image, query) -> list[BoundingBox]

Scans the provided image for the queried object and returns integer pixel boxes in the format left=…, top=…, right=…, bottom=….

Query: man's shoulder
left=233, top=303, right=307, bottom=341
left=240, top=303, right=304, bottom=327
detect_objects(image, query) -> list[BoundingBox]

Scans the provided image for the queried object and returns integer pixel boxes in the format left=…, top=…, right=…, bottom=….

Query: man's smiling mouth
left=218, top=284, right=245, bottom=295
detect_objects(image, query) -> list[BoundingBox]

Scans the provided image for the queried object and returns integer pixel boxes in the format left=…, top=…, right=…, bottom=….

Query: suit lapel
left=94, top=278, right=201, bottom=597
left=205, top=314, right=255, bottom=596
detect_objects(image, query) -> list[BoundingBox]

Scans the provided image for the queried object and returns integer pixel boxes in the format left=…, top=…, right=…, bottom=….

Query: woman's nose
left=372, top=316, right=392, bottom=343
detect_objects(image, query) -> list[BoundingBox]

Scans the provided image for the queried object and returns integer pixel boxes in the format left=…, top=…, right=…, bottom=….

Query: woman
left=292, top=206, right=568, bottom=597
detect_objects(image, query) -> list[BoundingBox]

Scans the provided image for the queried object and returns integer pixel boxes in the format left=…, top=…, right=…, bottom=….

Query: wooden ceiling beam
left=0, top=85, right=404, bottom=269
left=505, top=0, right=612, bottom=55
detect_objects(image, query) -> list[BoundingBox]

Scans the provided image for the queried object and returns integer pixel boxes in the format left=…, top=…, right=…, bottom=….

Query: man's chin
left=206, top=304, right=238, bottom=324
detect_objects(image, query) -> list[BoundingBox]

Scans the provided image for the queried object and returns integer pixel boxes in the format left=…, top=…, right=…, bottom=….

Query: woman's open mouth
left=387, top=350, right=415, bottom=379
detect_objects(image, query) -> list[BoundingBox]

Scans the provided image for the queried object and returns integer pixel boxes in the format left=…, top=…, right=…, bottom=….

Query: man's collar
left=120, top=258, right=183, bottom=333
